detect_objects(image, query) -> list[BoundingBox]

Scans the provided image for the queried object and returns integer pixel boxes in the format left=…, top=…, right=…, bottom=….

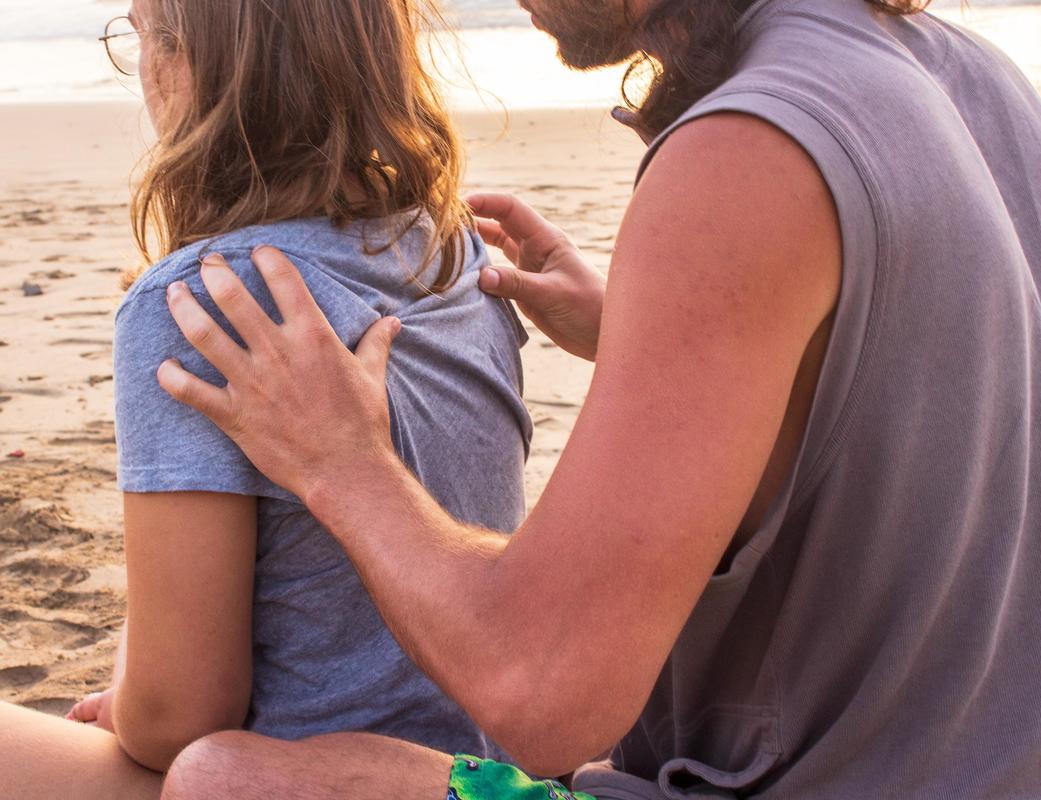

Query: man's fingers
left=157, top=359, right=235, bottom=425
left=475, top=219, right=521, bottom=265
left=475, top=218, right=508, bottom=248
left=467, top=193, right=551, bottom=243
left=479, top=266, right=547, bottom=305
left=355, top=317, right=402, bottom=384
left=251, top=245, right=333, bottom=334
left=166, top=280, right=250, bottom=381
left=199, top=253, right=280, bottom=347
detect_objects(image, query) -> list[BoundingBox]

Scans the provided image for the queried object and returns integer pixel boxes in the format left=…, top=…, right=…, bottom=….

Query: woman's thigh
left=0, top=700, right=162, bottom=800
left=163, top=729, right=455, bottom=800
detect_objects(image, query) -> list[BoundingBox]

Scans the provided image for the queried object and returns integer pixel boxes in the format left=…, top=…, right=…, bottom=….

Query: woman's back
left=114, top=215, right=531, bottom=751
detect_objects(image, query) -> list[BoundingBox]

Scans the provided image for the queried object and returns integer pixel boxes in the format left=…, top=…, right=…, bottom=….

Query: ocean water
left=0, top=0, right=1038, bottom=108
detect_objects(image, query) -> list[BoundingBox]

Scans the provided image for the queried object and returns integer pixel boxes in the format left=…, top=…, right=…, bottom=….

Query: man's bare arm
left=160, top=113, right=841, bottom=775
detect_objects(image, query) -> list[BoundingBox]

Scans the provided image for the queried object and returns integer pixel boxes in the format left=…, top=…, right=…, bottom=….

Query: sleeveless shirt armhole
left=636, top=89, right=886, bottom=560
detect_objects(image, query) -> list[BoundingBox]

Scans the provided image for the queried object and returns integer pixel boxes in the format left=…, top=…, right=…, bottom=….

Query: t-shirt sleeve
left=113, top=259, right=297, bottom=502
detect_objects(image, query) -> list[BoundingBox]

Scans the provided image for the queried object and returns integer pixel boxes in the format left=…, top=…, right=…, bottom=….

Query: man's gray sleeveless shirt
left=573, top=0, right=1041, bottom=796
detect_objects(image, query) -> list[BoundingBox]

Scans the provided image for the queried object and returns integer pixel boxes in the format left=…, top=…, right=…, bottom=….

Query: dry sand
left=0, top=101, right=643, bottom=713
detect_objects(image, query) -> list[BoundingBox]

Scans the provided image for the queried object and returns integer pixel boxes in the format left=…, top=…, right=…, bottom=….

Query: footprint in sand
left=48, top=433, right=116, bottom=446
left=0, top=557, right=91, bottom=589
left=50, top=338, right=111, bottom=347
left=0, top=498, right=84, bottom=545
left=45, top=338, right=113, bottom=362
left=52, top=310, right=110, bottom=319
left=0, top=385, right=61, bottom=397
left=0, top=664, right=48, bottom=690
left=0, top=609, right=110, bottom=652
left=530, top=410, right=570, bottom=432
left=16, top=211, right=47, bottom=226
left=525, top=396, right=581, bottom=409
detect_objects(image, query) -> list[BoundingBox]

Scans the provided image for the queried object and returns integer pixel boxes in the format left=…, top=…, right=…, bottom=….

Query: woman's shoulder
left=116, top=215, right=488, bottom=332
left=119, top=219, right=331, bottom=310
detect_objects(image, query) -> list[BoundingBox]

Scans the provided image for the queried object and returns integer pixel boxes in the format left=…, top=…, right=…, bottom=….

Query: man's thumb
left=480, top=266, right=537, bottom=302
left=356, top=316, right=402, bottom=380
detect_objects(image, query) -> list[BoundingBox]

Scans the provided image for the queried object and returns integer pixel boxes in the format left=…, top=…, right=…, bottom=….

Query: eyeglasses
left=99, top=16, right=145, bottom=77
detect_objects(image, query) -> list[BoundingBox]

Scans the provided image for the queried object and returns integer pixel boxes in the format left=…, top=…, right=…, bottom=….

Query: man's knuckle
left=212, top=283, right=241, bottom=306
left=268, top=341, right=293, bottom=367
left=507, top=271, right=526, bottom=292
left=269, top=264, right=296, bottom=282
left=186, top=320, right=214, bottom=346
left=224, top=403, right=249, bottom=438
left=176, top=381, right=197, bottom=405
left=245, top=361, right=266, bottom=392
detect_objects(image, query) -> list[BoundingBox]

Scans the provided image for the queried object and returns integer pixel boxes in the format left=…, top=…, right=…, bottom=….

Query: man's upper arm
left=489, top=112, right=841, bottom=771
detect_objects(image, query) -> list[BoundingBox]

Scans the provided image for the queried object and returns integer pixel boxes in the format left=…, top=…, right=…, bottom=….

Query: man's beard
left=529, top=0, right=638, bottom=70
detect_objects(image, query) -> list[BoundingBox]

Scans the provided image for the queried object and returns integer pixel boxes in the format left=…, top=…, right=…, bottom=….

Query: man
left=156, top=0, right=1041, bottom=796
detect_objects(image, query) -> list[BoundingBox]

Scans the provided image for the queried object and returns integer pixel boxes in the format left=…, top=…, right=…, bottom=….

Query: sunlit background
left=0, top=0, right=1038, bottom=112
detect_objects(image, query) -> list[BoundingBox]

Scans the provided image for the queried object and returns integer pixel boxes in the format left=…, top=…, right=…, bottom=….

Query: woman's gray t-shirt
left=113, top=216, right=532, bottom=753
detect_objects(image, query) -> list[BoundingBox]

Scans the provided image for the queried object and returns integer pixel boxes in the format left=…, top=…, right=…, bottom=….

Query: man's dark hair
left=623, top=0, right=932, bottom=138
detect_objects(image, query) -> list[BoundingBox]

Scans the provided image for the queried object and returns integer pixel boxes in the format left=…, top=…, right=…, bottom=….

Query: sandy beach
left=0, top=101, right=643, bottom=713
left=2, top=0, right=1040, bottom=722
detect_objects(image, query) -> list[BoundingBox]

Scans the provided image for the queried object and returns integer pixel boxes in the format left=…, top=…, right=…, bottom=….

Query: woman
left=0, top=0, right=530, bottom=795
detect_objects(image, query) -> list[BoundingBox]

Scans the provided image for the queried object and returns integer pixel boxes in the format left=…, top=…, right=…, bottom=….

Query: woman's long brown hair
left=621, top=0, right=934, bottom=140
left=129, top=0, right=469, bottom=293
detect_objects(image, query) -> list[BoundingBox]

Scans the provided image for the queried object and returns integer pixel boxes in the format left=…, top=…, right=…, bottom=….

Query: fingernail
left=167, top=281, right=188, bottom=297
left=480, top=268, right=500, bottom=290
left=251, top=244, right=273, bottom=257
left=201, top=253, right=227, bottom=269
left=389, top=316, right=402, bottom=335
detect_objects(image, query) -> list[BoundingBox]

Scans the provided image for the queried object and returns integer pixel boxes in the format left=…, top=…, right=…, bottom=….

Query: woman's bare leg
left=162, top=729, right=454, bottom=800
left=0, top=701, right=163, bottom=800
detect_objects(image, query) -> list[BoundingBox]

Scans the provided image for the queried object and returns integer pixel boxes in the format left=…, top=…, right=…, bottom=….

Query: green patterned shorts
left=448, top=756, right=597, bottom=800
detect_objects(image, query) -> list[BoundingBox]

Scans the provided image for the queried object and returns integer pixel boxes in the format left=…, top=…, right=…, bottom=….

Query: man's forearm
left=302, top=452, right=634, bottom=777
left=304, top=451, right=513, bottom=697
